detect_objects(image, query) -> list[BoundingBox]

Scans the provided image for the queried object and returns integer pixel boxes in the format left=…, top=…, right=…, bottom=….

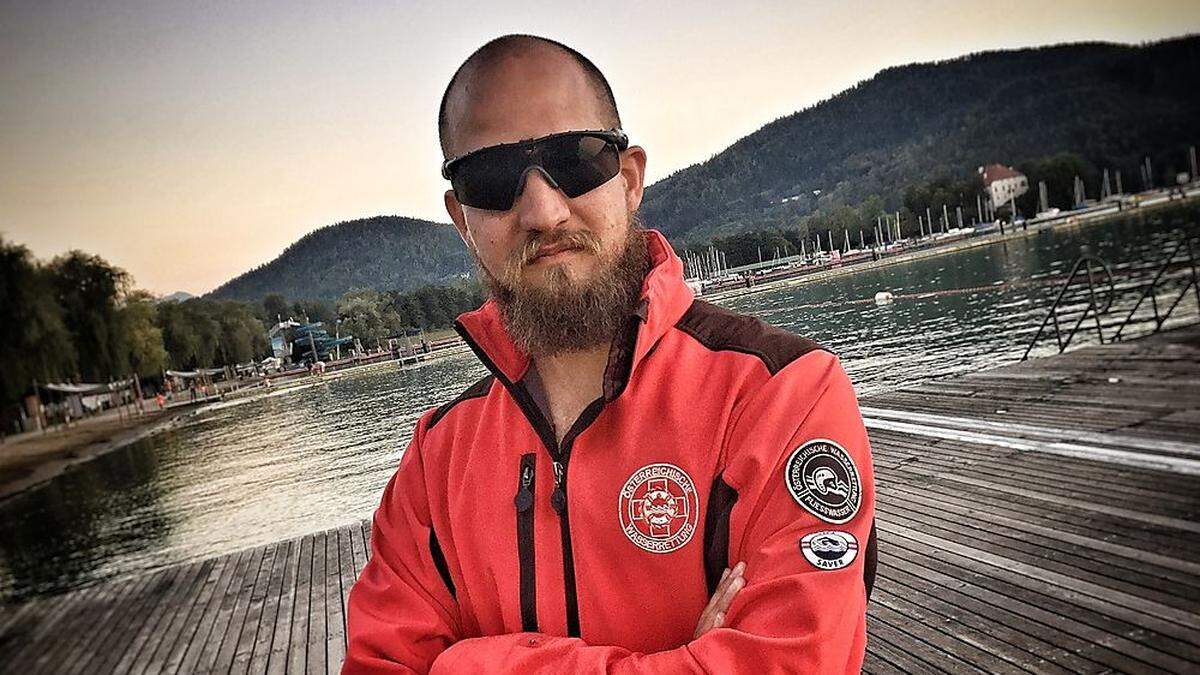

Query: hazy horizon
left=3, top=1, right=1198, bottom=295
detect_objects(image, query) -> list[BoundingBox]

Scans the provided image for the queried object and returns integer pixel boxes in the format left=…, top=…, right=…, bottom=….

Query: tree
left=47, top=251, right=131, bottom=381
left=121, top=290, right=168, bottom=378
left=337, top=288, right=400, bottom=346
left=0, top=237, right=75, bottom=407
left=263, top=293, right=289, bottom=324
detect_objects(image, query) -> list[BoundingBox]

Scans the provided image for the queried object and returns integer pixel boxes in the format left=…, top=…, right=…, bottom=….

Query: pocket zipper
left=514, top=453, right=538, bottom=631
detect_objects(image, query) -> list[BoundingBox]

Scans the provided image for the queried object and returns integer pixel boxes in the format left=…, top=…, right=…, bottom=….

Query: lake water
left=2, top=206, right=1197, bottom=603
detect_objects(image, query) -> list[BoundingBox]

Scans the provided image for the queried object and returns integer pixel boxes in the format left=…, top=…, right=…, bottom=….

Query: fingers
left=693, top=561, right=746, bottom=639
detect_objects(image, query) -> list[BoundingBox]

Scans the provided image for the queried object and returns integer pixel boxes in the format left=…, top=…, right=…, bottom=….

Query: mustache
left=513, top=230, right=604, bottom=268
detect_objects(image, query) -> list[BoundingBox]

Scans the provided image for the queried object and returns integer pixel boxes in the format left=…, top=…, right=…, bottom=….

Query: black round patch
left=784, top=439, right=861, bottom=524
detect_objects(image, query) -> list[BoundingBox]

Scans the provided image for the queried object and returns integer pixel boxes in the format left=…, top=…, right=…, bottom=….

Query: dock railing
left=1020, top=250, right=1115, bottom=360
left=1112, top=236, right=1200, bottom=342
left=1022, top=233, right=1200, bottom=359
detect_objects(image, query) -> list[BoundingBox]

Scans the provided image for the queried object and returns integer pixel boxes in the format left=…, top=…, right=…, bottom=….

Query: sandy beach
left=0, top=406, right=206, bottom=503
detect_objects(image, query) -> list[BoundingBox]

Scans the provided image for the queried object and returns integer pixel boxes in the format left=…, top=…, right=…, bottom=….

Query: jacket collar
left=454, top=228, right=694, bottom=400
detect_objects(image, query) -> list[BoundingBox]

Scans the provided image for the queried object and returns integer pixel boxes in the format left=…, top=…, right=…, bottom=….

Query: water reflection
left=1, top=208, right=1197, bottom=602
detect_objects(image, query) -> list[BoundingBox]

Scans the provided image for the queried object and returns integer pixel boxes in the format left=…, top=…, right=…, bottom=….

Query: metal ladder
left=1021, top=234, right=1199, bottom=360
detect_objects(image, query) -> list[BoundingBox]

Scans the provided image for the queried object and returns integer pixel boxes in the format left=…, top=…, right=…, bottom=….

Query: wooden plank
left=326, top=527, right=348, bottom=670
left=264, top=537, right=302, bottom=675
left=884, top=482, right=1200, bottom=581
left=872, top=429, right=1200, bottom=503
left=306, top=528, right=328, bottom=675
left=159, top=552, right=236, bottom=674
left=880, top=463, right=1199, bottom=560
left=125, top=559, right=212, bottom=674
left=112, top=563, right=198, bottom=675
left=0, top=597, right=40, bottom=640
left=880, top=542, right=1179, bottom=673
left=1, top=582, right=95, bottom=670
left=876, top=562, right=1098, bottom=673
left=246, top=537, right=294, bottom=675
left=882, top=527, right=1198, bottom=671
left=137, top=558, right=220, bottom=674
left=870, top=594, right=1020, bottom=673
left=16, top=580, right=112, bottom=673
left=228, top=541, right=281, bottom=675
left=881, top=521, right=1198, bottom=642
left=900, top=467, right=1200, bottom=534
left=868, top=612, right=977, bottom=674
left=877, top=503, right=1199, bottom=612
left=173, top=548, right=250, bottom=675
left=92, top=564, right=181, bottom=667
left=64, top=570, right=161, bottom=674
left=285, top=533, right=315, bottom=674
left=205, top=543, right=269, bottom=673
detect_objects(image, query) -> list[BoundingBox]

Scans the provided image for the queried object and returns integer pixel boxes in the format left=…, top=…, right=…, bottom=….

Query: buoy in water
left=874, top=291, right=894, bottom=305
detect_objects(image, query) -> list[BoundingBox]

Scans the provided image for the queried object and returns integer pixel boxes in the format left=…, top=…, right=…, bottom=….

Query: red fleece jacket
left=344, top=229, right=877, bottom=674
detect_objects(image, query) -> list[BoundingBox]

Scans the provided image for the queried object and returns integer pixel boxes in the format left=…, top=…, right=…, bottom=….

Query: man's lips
left=530, top=244, right=585, bottom=262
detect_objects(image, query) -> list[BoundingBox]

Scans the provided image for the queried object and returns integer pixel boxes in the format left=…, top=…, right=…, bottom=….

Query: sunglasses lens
left=541, top=135, right=621, bottom=198
left=450, top=148, right=526, bottom=210
left=449, top=133, right=622, bottom=210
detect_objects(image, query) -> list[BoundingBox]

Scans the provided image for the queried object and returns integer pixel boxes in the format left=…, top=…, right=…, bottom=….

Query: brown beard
left=477, top=214, right=651, bottom=357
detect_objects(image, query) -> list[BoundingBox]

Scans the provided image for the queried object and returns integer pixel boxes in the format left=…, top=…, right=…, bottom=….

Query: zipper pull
left=550, top=461, right=567, bottom=514
left=514, top=463, right=534, bottom=512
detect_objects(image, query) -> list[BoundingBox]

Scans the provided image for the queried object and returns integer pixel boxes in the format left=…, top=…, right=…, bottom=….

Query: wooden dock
left=1, top=325, right=1198, bottom=674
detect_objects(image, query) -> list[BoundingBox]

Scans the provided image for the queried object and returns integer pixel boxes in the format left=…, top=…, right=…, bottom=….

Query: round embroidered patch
left=618, top=463, right=699, bottom=554
left=785, top=439, right=861, bottom=524
left=800, top=530, right=859, bottom=570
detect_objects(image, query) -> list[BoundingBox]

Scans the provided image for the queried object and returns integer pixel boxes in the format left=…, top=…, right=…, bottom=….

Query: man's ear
left=444, top=189, right=476, bottom=251
left=620, top=145, right=647, bottom=214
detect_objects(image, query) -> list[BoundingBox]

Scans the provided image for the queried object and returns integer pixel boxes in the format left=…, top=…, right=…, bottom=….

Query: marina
left=0, top=323, right=1196, bottom=673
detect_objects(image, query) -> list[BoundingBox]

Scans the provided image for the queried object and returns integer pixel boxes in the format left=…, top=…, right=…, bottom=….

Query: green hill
left=641, top=35, right=1200, bottom=241
left=209, top=36, right=1199, bottom=301
left=207, top=216, right=472, bottom=302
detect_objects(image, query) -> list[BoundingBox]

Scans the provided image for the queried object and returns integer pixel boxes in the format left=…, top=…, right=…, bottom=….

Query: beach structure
left=980, top=163, right=1029, bottom=215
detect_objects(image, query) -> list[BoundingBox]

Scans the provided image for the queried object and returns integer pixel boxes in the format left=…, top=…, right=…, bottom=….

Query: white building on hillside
left=980, top=163, right=1028, bottom=209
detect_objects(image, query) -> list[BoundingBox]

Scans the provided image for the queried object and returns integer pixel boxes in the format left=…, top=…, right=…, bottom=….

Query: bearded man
left=344, top=34, right=877, bottom=674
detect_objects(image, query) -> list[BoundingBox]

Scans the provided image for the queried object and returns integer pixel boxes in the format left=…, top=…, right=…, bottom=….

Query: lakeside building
left=979, top=163, right=1029, bottom=208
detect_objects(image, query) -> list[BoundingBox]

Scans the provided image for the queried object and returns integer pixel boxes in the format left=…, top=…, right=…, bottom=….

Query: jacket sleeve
left=429, top=351, right=876, bottom=674
left=343, top=410, right=462, bottom=674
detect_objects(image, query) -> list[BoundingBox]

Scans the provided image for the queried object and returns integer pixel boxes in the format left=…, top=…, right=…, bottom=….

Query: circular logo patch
left=800, top=530, right=859, bottom=570
left=618, top=463, right=699, bottom=554
left=785, top=439, right=861, bottom=524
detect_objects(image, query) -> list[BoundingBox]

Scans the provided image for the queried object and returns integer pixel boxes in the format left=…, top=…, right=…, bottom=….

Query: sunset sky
left=3, top=1, right=1198, bottom=295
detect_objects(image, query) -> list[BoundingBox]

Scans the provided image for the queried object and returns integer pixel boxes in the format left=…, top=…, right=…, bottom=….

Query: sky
left=2, top=1, right=1198, bottom=295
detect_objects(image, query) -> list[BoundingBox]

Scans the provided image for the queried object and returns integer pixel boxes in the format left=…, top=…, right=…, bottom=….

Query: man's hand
left=693, top=561, right=745, bottom=639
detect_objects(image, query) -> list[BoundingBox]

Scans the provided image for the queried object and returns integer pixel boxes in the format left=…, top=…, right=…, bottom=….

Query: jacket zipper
left=514, top=453, right=538, bottom=632
left=454, top=321, right=613, bottom=638
left=548, top=458, right=578, bottom=636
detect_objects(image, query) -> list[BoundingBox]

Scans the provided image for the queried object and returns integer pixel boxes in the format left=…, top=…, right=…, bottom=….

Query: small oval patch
left=800, top=530, right=859, bottom=570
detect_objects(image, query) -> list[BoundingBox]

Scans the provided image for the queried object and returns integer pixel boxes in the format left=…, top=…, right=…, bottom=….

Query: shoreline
left=0, top=405, right=206, bottom=504
left=0, top=344, right=473, bottom=504
left=702, top=188, right=1199, bottom=304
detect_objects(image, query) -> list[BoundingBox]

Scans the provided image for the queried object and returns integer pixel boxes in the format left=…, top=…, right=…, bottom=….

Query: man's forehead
left=444, top=47, right=612, bottom=157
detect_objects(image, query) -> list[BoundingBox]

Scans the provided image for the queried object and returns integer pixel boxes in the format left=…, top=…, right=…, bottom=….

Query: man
left=344, top=34, right=876, bottom=673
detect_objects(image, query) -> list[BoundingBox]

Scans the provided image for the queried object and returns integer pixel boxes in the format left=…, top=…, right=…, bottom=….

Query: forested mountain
left=641, top=35, right=1200, bottom=242
left=207, top=216, right=472, bottom=302
left=209, top=36, right=1199, bottom=300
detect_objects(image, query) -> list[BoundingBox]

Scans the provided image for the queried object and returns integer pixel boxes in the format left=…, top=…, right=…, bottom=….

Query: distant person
left=345, top=34, right=876, bottom=674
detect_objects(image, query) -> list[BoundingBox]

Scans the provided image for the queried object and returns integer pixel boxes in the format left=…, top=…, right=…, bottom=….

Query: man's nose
left=514, top=167, right=570, bottom=232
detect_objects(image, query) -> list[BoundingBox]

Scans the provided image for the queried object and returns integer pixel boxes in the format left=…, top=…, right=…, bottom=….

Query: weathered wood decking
left=2, top=325, right=1198, bottom=674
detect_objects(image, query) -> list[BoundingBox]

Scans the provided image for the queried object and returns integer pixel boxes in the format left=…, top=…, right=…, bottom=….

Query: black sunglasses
left=441, top=129, right=629, bottom=211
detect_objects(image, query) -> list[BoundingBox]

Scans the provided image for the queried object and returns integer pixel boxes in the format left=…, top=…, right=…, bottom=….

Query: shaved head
left=438, top=35, right=622, bottom=159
